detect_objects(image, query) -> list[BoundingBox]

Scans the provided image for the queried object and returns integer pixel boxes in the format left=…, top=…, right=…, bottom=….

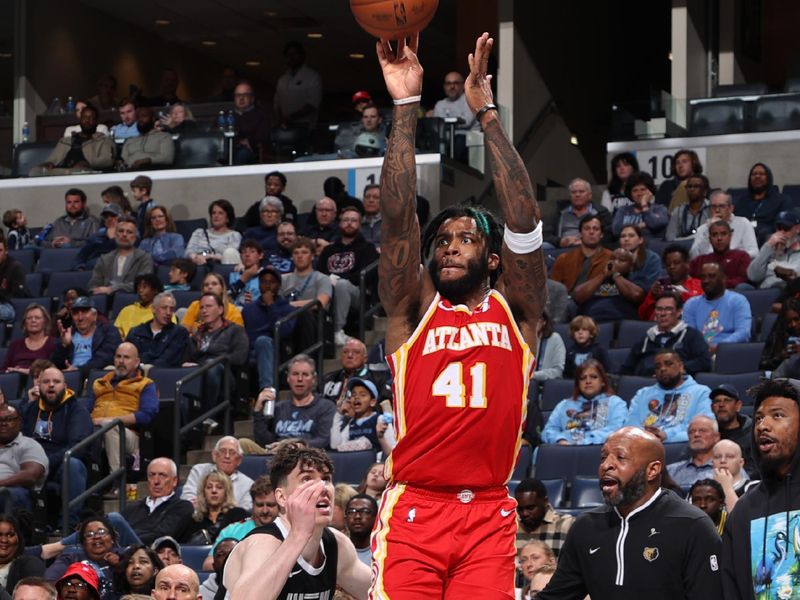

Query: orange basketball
left=350, top=0, right=439, bottom=40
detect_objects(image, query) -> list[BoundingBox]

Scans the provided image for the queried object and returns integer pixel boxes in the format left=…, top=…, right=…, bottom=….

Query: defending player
left=371, top=32, right=547, bottom=599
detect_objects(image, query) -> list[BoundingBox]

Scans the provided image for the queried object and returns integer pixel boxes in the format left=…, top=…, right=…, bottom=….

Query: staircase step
left=234, top=419, right=253, bottom=438
left=186, top=449, right=212, bottom=465
left=203, top=434, right=224, bottom=451
left=103, top=498, right=120, bottom=514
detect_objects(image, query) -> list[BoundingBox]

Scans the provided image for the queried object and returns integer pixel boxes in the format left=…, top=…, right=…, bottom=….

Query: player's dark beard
left=428, top=254, right=490, bottom=305
left=80, top=123, right=97, bottom=135
left=603, top=466, right=647, bottom=508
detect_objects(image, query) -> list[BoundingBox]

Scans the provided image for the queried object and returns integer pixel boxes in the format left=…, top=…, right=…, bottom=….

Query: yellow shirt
left=181, top=300, right=243, bottom=332
left=114, top=303, right=178, bottom=338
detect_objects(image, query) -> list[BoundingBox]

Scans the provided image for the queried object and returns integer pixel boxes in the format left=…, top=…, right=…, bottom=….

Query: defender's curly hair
left=270, top=442, right=334, bottom=489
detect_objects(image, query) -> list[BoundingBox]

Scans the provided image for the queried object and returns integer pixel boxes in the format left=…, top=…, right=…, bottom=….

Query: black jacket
left=620, top=322, right=712, bottom=376
left=721, top=392, right=800, bottom=600
left=121, top=493, right=193, bottom=545
left=540, top=489, right=722, bottom=600
left=20, top=390, right=94, bottom=469
left=126, top=321, right=189, bottom=368
left=317, top=234, right=379, bottom=287
left=52, top=321, right=122, bottom=377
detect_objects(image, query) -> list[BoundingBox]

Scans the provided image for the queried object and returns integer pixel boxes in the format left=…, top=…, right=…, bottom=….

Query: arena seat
left=540, top=379, right=573, bottom=411
left=539, top=478, right=566, bottom=508
left=10, top=250, right=35, bottom=273
left=739, top=288, right=781, bottom=320
left=47, top=271, right=92, bottom=299
left=713, top=343, right=764, bottom=374
left=615, top=375, right=655, bottom=404
left=512, top=445, right=532, bottom=480
left=533, top=444, right=601, bottom=483
left=25, top=273, right=43, bottom=296
left=10, top=297, right=52, bottom=321
left=0, top=372, right=22, bottom=400
left=173, top=134, right=224, bottom=168
left=12, top=142, right=57, bottom=177
left=35, top=249, right=81, bottom=275
left=110, top=292, right=138, bottom=319
left=753, top=94, right=800, bottom=132
left=569, top=477, right=602, bottom=508
left=689, top=99, right=747, bottom=136
left=172, top=290, right=200, bottom=309
left=180, top=545, right=212, bottom=571
left=148, top=367, right=202, bottom=401
left=328, top=450, right=377, bottom=485
left=663, top=442, right=687, bottom=465
left=212, top=263, right=236, bottom=282
left=615, top=320, right=652, bottom=349
left=695, top=371, right=761, bottom=405
left=758, top=312, right=778, bottom=342
left=606, top=347, right=630, bottom=374
left=713, top=82, right=768, bottom=97
left=174, top=219, right=208, bottom=244
left=239, top=455, right=272, bottom=481
left=783, top=184, right=800, bottom=206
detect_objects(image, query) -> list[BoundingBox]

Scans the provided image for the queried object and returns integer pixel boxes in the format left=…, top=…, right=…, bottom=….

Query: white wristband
left=503, top=221, right=543, bottom=254
left=393, top=95, right=422, bottom=106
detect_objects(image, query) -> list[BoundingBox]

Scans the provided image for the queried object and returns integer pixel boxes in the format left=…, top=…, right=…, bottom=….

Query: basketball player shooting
left=371, top=32, right=547, bottom=599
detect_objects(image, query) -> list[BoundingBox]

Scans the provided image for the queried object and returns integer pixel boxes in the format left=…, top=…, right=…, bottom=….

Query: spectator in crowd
left=666, top=174, right=711, bottom=241
left=344, top=494, right=379, bottom=566
left=156, top=102, right=197, bottom=135
left=639, top=243, right=703, bottom=320
left=266, top=221, right=296, bottom=274
left=112, top=545, right=163, bottom=596
left=538, top=427, right=722, bottom=600
left=281, top=237, right=331, bottom=309
left=199, top=541, right=234, bottom=600
left=721, top=379, right=800, bottom=598
left=1, top=519, right=45, bottom=595
left=689, top=220, right=751, bottom=288
left=626, top=349, right=714, bottom=443
left=666, top=415, right=719, bottom=487
left=332, top=483, right=358, bottom=533
left=111, top=99, right=139, bottom=140
left=114, top=274, right=164, bottom=338
left=231, top=81, right=271, bottom=166
left=241, top=266, right=295, bottom=395
left=431, top=71, right=478, bottom=130
left=183, top=471, right=249, bottom=545
left=689, top=478, right=727, bottom=535
left=242, top=197, right=282, bottom=256
left=101, top=185, right=133, bottom=214
left=3, top=209, right=31, bottom=250
left=200, top=476, right=277, bottom=571
left=51, top=288, right=89, bottom=338
left=88, top=342, right=158, bottom=475
left=62, top=101, right=102, bottom=137
left=611, top=171, right=669, bottom=239
left=356, top=462, right=387, bottom=501
left=549, top=214, right=614, bottom=296
left=24, top=360, right=55, bottom=405
left=544, top=178, right=612, bottom=248
left=126, top=291, right=188, bottom=368
left=514, top=478, right=575, bottom=557
left=185, top=200, right=242, bottom=266
left=330, top=377, right=396, bottom=455
left=250, top=354, right=335, bottom=450
left=223, top=444, right=370, bottom=600
left=709, top=383, right=757, bottom=478
left=621, top=291, right=711, bottom=376
left=336, top=104, right=387, bottom=158
left=690, top=189, right=758, bottom=259
left=274, top=42, right=322, bottom=132
left=517, top=541, right=555, bottom=600
left=683, top=262, right=752, bottom=353
left=733, top=162, right=793, bottom=244
left=139, top=206, right=185, bottom=267
left=118, top=458, right=193, bottom=545
left=151, top=537, right=181, bottom=567
left=533, top=310, right=565, bottom=381
left=323, top=177, right=364, bottom=215
left=129, top=175, right=156, bottom=236
left=73, top=203, right=121, bottom=271
left=300, top=197, right=339, bottom=252
left=164, top=259, right=195, bottom=293
left=54, top=563, right=101, bottom=600
left=526, top=565, right=556, bottom=600
left=20, top=367, right=92, bottom=527
left=52, top=296, right=121, bottom=377
left=318, top=206, right=380, bottom=346
left=331, top=91, right=375, bottom=156
left=121, top=107, right=175, bottom=170
left=35, top=105, right=115, bottom=175
left=229, top=240, right=265, bottom=307
left=360, top=184, right=382, bottom=249
left=12, top=577, right=55, bottom=600
left=712, top=439, right=752, bottom=512
left=545, top=279, right=570, bottom=324
left=181, top=436, right=254, bottom=510
left=563, top=315, right=610, bottom=378
left=1, top=304, right=57, bottom=374
left=746, top=209, right=800, bottom=289
left=141, top=68, right=182, bottom=107
left=0, top=405, right=48, bottom=509
left=181, top=273, right=243, bottom=333
left=542, top=359, right=627, bottom=445
left=654, top=148, right=703, bottom=211
left=88, top=216, right=154, bottom=296
left=322, top=338, right=383, bottom=405
left=183, top=292, right=249, bottom=419
left=0, top=237, right=27, bottom=323
left=601, top=151, right=638, bottom=216
left=41, top=189, right=101, bottom=249
left=88, top=74, right=119, bottom=110
left=759, top=297, right=800, bottom=374
left=241, top=172, right=298, bottom=228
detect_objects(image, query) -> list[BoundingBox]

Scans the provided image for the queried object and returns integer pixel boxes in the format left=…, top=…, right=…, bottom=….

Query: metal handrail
left=172, top=356, right=231, bottom=464
left=272, top=299, right=325, bottom=388
left=358, top=260, right=382, bottom=342
left=62, top=418, right=126, bottom=534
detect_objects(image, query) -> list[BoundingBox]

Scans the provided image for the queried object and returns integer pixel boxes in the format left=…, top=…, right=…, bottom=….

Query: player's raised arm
left=465, top=32, right=547, bottom=344
left=376, top=37, right=425, bottom=333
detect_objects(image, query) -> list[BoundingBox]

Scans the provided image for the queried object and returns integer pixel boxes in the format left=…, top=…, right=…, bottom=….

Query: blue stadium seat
left=328, top=450, right=377, bottom=485
left=174, top=219, right=208, bottom=244
left=148, top=367, right=202, bottom=401
left=663, top=443, right=687, bottom=465
left=615, top=320, right=652, bottom=349
left=173, top=134, right=224, bottom=168
left=783, top=184, right=800, bottom=206
left=25, top=273, right=43, bottom=296
left=606, top=347, right=630, bottom=374
left=689, top=98, right=747, bottom=136
left=9, top=250, right=35, bottom=273
left=212, top=263, right=236, bottom=282
left=110, top=292, right=138, bottom=320
left=239, top=455, right=272, bottom=481
left=511, top=445, right=532, bottom=480
left=0, top=373, right=22, bottom=400
left=10, top=297, right=53, bottom=322
left=713, top=82, right=768, bottom=97
left=753, top=94, right=800, bottom=132
left=36, top=249, right=81, bottom=274
left=541, top=478, right=566, bottom=508
left=570, top=477, right=603, bottom=508
left=739, top=288, right=781, bottom=320
left=533, top=445, right=601, bottom=483
left=90, top=294, right=109, bottom=316
left=0, top=349, right=6, bottom=369
left=540, top=378, right=574, bottom=411
left=758, top=312, right=778, bottom=342
left=713, top=343, right=764, bottom=374
left=181, top=545, right=212, bottom=571
left=173, top=291, right=200, bottom=309
left=47, top=271, right=92, bottom=299
left=616, top=375, right=655, bottom=404
left=695, top=371, right=761, bottom=405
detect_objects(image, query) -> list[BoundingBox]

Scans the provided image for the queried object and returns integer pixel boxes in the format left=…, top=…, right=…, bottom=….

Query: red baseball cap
left=57, top=562, right=100, bottom=600
left=351, top=90, right=372, bottom=104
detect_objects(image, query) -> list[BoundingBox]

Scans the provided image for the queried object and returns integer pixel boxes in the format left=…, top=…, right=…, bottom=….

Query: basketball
left=350, top=0, right=439, bottom=40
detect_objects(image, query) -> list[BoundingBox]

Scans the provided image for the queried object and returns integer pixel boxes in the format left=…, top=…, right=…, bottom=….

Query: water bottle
left=21, top=122, right=29, bottom=143
left=226, top=110, right=235, bottom=134
left=217, top=110, right=226, bottom=132
left=66, top=96, right=75, bottom=114
left=35, top=223, right=53, bottom=245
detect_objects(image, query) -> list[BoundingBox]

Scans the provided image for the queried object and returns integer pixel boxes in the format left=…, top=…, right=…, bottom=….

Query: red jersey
left=385, top=290, right=535, bottom=489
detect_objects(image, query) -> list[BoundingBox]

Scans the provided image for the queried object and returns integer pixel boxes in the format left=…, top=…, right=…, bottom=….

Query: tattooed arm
left=465, top=33, right=547, bottom=348
left=376, top=36, right=432, bottom=354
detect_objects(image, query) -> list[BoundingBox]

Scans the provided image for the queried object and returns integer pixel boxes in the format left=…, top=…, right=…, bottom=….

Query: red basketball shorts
left=369, top=483, right=518, bottom=600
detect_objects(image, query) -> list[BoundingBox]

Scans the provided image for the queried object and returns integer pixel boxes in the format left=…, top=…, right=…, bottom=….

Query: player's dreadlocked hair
left=421, top=203, right=504, bottom=286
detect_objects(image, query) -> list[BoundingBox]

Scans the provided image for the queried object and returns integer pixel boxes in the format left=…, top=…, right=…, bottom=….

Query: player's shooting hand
left=464, top=32, right=495, bottom=114
left=376, top=35, right=422, bottom=101
left=286, top=480, right=326, bottom=541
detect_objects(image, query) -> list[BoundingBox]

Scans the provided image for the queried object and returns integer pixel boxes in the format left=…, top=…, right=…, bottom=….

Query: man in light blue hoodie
left=626, top=348, right=714, bottom=443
